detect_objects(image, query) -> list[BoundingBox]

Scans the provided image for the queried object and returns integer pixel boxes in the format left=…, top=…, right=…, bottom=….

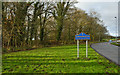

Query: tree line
left=2, top=1, right=108, bottom=52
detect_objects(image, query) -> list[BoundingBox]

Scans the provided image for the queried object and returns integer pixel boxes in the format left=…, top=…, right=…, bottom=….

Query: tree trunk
left=56, top=19, right=63, bottom=42
left=40, top=27, right=44, bottom=42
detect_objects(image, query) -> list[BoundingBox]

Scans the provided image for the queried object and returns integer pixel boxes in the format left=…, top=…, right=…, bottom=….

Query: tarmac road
left=91, top=42, right=119, bottom=65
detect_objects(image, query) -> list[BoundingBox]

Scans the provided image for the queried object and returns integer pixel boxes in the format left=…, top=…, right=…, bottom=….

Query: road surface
left=91, top=42, right=119, bottom=65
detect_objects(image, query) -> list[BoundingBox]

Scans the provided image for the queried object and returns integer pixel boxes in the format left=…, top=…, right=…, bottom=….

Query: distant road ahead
left=91, top=42, right=119, bottom=65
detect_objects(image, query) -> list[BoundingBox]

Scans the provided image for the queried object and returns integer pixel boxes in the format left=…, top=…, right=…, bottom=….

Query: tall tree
left=2, top=2, right=33, bottom=51
left=52, top=1, right=74, bottom=42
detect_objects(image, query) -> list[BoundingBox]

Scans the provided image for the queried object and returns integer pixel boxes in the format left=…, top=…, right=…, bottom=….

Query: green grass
left=2, top=45, right=119, bottom=73
left=111, top=42, right=120, bottom=47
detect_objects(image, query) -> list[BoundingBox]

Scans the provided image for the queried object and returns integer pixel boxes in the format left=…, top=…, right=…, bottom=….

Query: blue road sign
left=75, top=33, right=90, bottom=40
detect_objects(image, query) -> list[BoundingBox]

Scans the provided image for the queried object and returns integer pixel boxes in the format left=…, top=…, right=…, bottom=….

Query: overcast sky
left=75, top=1, right=119, bottom=36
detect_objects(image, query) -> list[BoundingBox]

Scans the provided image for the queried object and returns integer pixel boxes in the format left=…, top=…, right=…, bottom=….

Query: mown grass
left=2, top=45, right=119, bottom=73
left=111, top=42, right=120, bottom=47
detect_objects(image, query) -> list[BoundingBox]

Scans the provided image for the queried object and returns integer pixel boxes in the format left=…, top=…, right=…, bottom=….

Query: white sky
left=75, top=0, right=119, bottom=36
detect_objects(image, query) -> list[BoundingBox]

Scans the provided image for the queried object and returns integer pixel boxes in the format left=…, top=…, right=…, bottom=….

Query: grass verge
left=111, top=42, right=120, bottom=47
left=2, top=45, right=119, bottom=73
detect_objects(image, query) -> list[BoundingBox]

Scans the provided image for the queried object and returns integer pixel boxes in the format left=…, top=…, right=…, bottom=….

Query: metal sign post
left=77, top=40, right=79, bottom=58
left=75, top=33, right=90, bottom=58
left=86, top=40, right=88, bottom=58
